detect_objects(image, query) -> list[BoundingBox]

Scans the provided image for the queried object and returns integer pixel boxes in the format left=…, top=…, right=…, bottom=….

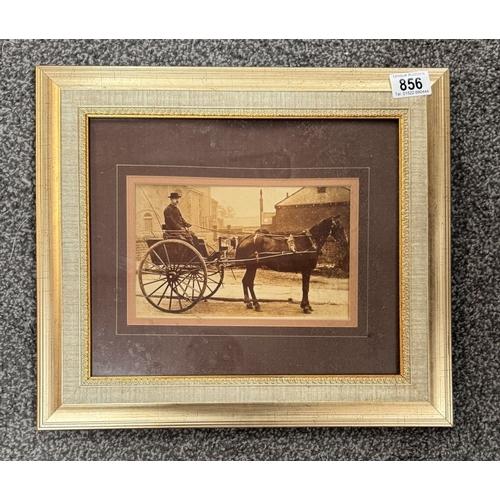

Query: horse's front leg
left=242, top=266, right=261, bottom=312
left=241, top=267, right=253, bottom=309
left=300, top=270, right=313, bottom=313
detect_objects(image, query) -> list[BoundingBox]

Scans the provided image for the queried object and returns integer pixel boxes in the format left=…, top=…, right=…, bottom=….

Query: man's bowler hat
left=168, top=192, right=181, bottom=199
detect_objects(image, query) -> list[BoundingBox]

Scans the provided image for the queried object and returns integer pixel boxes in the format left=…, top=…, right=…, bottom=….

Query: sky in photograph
left=211, top=186, right=300, bottom=217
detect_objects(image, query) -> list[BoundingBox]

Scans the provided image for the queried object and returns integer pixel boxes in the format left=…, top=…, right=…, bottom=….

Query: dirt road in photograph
left=135, top=268, right=349, bottom=320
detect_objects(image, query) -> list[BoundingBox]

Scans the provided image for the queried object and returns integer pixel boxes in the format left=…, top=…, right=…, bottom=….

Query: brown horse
left=234, top=216, right=348, bottom=313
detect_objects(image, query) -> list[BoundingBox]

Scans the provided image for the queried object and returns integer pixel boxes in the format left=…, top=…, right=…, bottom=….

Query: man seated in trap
left=163, top=192, right=216, bottom=259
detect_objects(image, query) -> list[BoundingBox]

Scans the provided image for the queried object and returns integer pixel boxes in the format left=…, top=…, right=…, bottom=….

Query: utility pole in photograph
left=259, top=189, right=263, bottom=227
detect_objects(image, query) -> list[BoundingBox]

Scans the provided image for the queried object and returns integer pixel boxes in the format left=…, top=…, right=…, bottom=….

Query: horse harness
left=250, top=230, right=318, bottom=263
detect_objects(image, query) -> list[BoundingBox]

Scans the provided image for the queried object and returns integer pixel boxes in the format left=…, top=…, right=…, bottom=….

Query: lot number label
left=389, top=71, right=432, bottom=98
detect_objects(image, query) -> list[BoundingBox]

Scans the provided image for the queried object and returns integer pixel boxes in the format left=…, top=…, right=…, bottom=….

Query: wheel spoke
left=146, top=279, right=169, bottom=299
left=162, top=243, right=171, bottom=267
left=173, top=246, right=188, bottom=272
left=156, top=281, right=171, bottom=306
left=195, top=276, right=203, bottom=295
left=176, top=289, right=183, bottom=309
left=201, top=266, right=223, bottom=299
left=176, top=280, right=194, bottom=303
left=168, top=285, right=174, bottom=310
left=176, top=274, right=198, bottom=299
left=175, top=260, right=196, bottom=275
left=151, top=248, right=168, bottom=269
left=142, top=275, right=170, bottom=287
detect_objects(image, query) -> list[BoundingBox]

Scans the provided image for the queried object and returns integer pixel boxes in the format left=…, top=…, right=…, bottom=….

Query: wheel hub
left=166, top=270, right=178, bottom=282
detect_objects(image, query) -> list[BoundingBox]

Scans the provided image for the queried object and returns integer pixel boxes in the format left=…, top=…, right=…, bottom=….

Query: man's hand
left=185, top=223, right=192, bottom=228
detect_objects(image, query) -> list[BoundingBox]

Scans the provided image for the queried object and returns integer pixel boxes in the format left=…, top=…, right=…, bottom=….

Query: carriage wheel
left=138, top=239, right=207, bottom=313
left=203, top=263, right=224, bottom=299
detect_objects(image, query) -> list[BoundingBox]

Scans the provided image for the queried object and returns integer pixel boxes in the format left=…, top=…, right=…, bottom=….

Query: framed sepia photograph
left=36, top=67, right=451, bottom=428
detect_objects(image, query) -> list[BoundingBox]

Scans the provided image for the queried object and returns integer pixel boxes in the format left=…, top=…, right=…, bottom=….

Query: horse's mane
left=307, top=217, right=336, bottom=252
left=252, top=217, right=334, bottom=238
left=309, top=216, right=334, bottom=233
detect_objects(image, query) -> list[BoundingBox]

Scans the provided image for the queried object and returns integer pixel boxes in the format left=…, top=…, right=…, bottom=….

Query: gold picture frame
left=36, top=67, right=451, bottom=429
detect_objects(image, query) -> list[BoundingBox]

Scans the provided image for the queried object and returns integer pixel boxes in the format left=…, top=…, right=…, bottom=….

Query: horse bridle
left=330, top=216, right=348, bottom=244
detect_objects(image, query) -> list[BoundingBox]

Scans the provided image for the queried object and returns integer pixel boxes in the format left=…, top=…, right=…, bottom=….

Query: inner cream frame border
left=72, top=102, right=416, bottom=397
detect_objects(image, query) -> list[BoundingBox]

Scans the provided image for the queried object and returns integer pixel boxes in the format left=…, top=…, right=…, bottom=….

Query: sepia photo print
left=127, top=176, right=358, bottom=328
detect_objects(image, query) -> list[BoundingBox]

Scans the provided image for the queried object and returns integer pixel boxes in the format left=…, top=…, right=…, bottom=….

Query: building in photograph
left=220, top=216, right=261, bottom=236
left=260, top=211, right=276, bottom=232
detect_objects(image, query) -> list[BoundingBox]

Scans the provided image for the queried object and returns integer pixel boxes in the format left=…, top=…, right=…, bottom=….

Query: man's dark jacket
left=163, top=203, right=190, bottom=231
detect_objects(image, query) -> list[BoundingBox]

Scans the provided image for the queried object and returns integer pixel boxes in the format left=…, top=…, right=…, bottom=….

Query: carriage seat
left=161, top=225, right=209, bottom=259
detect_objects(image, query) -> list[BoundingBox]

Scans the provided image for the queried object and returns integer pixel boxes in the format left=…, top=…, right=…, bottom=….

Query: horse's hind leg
left=242, top=266, right=261, bottom=312
left=300, top=270, right=313, bottom=313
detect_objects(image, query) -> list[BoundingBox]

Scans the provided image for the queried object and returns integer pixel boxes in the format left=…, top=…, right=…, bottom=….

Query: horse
left=234, top=216, right=348, bottom=314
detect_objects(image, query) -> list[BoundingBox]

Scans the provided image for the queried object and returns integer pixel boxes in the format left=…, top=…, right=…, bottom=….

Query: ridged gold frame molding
left=36, top=67, right=451, bottom=429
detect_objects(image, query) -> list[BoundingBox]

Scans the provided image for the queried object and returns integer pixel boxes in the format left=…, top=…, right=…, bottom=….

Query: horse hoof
left=302, top=307, right=312, bottom=314
left=246, top=303, right=253, bottom=310
left=254, top=305, right=262, bottom=312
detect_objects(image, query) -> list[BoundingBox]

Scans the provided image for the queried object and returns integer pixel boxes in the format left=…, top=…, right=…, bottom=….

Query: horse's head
left=329, top=215, right=349, bottom=246
left=308, top=215, right=348, bottom=251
